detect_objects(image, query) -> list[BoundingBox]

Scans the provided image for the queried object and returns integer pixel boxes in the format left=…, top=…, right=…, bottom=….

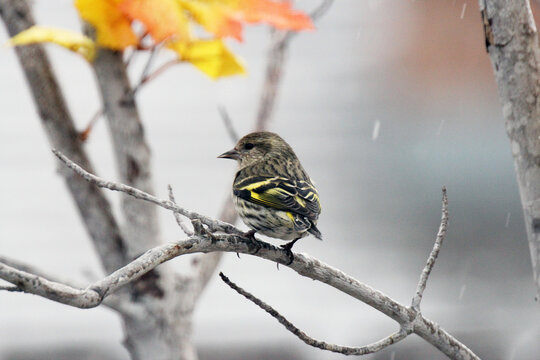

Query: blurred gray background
left=1, top=1, right=540, bottom=359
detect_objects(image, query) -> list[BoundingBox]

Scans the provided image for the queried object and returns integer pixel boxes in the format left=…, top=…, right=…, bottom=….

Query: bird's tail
left=308, top=224, right=322, bottom=240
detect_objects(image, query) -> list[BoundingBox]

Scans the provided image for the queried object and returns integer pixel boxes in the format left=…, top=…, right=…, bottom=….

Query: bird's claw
left=241, top=230, right=262, bottom=255
left=280, top=239, right=299, bottom=266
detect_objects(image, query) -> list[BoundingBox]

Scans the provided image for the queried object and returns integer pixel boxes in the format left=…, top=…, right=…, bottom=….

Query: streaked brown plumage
left=219, top=132, right=321, bottom=249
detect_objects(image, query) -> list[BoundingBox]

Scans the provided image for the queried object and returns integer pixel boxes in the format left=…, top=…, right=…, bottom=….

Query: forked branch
left=219, top=272, right=408, bottom=355
left=0, top=152, right=479, bottom=359
left=218, top=188, right=459, bottom=357
left=412, top=186, right=448, bottom=311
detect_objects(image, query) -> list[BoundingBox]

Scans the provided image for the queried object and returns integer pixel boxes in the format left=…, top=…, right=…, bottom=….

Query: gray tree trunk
left=0, top=1, right=283, bottom=358
left=0, top=1, right=197, bottom=359
left=481, top=0, right=540, bottom=299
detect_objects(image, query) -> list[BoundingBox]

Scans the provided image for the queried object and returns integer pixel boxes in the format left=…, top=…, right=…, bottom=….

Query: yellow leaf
left=169, top=39, right=245, bottom=79
left=179, top=0, right=243, bottom=41
left=8, top=26, right=95, bottom=61
left=75, top=0, right=138, bottom=50
left=118, top=0, right=191, bottom=43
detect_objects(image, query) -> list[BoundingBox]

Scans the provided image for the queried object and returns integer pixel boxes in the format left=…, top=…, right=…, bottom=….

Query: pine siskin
left=219, top=131, right=322, bottom=251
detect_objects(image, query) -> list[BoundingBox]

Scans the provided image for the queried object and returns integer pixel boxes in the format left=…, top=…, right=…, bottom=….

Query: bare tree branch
left=131, top=44, right=160, bottom=95
left=84, top=24, right=160, bottom=255
left=219, top=272, right=408, bottom=355
left=0, top=230, right=286, bottom=308
left=216, top=188, right=465, bottom=358
left=255, top=29, right=289, bottom=129
left=185, top=195, right=238, bottom=303
left=218, top=105, right=240, bottom=143
left=1, top=2, right=335, bottom=359
left=79, top=108, right=104, bottom=142
left=0, top=0, right=127, bottom=273
left=0, top=230, right=478, bottom=358
left=481, top=0, right=540, bottom=300
left=0, top=183, right=479, bottom=360
left=52, top=150, right=243, bottom=236
left=135, top=58, right=182, bottom=88
left=255, top=0, right=334, bottom=129
left=0, top=152, right=478, bottom=359
left=0, top=285, right=22, bottom=292
left=168, top=185, right=194, bottom=236
left=0, top=255, right=139, bottom=316
left=310, top=0, right=334, bottom=21
left=412, top=186, right=448, bottom=311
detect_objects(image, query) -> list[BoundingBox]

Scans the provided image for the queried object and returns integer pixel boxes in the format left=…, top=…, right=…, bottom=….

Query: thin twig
left=219, top=272, right=408, bottom=355
left=168, top=185, right=194, bottom=236
left=255, top=29, right=288, bottom=129
left=52, top=149, right=243, bottom=236
left=79, top=108, right=104, bottom=142
left=218, top=105, right=239, bottom=143
left=411, top=186, right=448, bottom=311
left=123, top=47, right=138, bottom=68
left=88, top=57, right=180, bottom=133
left=138, top=58, right=181, bottom=87
left=122, top=31, right=150, bottom=67
left=255, top=0, right=334, bottom=129
left=0, top=285, right=22, bottom=292
left=310, top=0, right=334, bottom=22
left=279, top=0, right=335, bottom=48
left=132, top=45, right=160, bottom=95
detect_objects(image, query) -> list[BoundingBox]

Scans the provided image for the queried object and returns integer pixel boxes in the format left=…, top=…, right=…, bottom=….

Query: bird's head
left=218, top=131, right=294, bottom=167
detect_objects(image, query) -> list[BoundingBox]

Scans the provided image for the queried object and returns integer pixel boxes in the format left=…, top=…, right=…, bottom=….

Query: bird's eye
left=244, top=143, right=254, bottom=150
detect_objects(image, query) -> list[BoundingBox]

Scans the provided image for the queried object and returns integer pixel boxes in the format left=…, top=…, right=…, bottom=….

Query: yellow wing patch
left=234, top=175, right=321, bottom=219
left=240, top=178, right=279, bottom=191
left=285, top=212, right=295, bottom=222
left=294, top=195, right=306, bottom=207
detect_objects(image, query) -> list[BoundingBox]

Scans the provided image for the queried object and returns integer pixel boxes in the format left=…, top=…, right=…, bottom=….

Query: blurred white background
left=1, top=1, right=540, bottom=359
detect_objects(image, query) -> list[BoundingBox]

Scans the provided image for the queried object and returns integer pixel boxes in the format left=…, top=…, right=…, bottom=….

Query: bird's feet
left=280, top=238, right=299, bottom=265
left=242, top=230, right=261, bottom=255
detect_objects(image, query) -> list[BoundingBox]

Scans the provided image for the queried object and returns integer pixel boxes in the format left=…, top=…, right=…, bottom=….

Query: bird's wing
left=233, top=176, right=321, bottom=220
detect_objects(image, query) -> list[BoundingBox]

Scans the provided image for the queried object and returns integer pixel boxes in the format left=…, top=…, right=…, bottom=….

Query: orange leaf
left=183, top=0, right=312, bottom=39
left=75, top=0, right=138, bottom=49
left=179, top=0, right=243, bottom=41
left=117, top=0, right=190, bottom=43
left=238, top=0, right=314, bottom=31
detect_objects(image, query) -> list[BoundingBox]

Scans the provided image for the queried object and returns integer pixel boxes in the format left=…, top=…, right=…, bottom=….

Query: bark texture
left=1, top=1, right=327, bottom=359
left=0, top=0, right=127, bottom=273
left=88, top=42, right=160, bottom=255
left=84, top=28, right=198, bottom=360
left=1, top=2, right=196, bottom=359
left=481, top=0, right=540, bottom=299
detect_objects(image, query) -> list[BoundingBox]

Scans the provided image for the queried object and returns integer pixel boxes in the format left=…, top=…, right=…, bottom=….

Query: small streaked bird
left=219, top=131, right=322, bottom=251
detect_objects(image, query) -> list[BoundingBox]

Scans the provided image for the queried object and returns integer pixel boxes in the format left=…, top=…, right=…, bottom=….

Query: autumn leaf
left=75, top=0, right=138, bottom=50
left=118, top=0, right=190, bottom=43
left=238, top=0, right=314, bottom=31
left=169, top=39, right=246, bottom=79
left=9, top=0, right=313, bottom=80
left=179, top=0, right=243, bottom=41
left=8, top=26, right=95, bottom=61
left=190, top=0, right=314, bottom=36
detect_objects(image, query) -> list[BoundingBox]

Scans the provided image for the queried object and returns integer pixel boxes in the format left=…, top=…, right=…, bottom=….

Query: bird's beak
left=218, top=148, right=240, bottom=160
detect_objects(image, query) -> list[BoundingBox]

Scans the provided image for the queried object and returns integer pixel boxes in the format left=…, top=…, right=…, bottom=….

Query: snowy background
left=1, top=1, right=540, bottom=359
